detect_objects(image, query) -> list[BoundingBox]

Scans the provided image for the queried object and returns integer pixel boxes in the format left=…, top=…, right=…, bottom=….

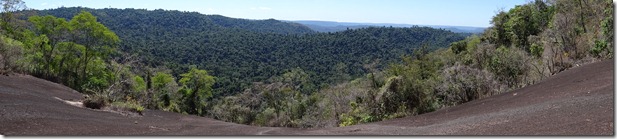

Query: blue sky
left=23, top=0, right=529, bottom=27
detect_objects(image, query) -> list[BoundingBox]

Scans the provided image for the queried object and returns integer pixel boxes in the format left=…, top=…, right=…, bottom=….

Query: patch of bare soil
left=54, top=97, right=142, bottom=117
left=0, top=60, right=613, bottom=135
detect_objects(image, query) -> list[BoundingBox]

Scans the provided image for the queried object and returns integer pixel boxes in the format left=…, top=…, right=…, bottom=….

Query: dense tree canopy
left=17, top=11, right=120, bottom=92
left=30, top=7, right=468, bottom=96
left=178, top=67, right=216, bottom=116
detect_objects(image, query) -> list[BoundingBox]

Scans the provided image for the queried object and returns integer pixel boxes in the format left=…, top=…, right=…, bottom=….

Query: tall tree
left=27, top=15, right=70, bottom=78
left=178, top=67, right=216, bottom=116
left=68, top=11, right=119, bottom=91
left=152, top=72, right=179, bottom=110
left=0, top=0, right=25, bottom=37
left=506, top=5, right=536, bottom=51
left=488, top=11, right=511, bottom=47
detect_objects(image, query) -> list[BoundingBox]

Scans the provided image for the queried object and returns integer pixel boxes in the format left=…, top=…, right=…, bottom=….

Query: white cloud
left=41, top=2, right=48, bottom=6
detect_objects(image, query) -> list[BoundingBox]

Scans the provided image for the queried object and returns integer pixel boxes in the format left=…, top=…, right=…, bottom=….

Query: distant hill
left=33, top=8, right=315, bottom=35
left=32, top=7, right=467, bottom=96
left=207, top=15, right=315, bottom=34
left=291, top=20, right=486, bottom=33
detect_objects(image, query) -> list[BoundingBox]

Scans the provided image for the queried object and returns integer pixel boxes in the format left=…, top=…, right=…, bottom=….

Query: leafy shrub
left=150, top=72, right=180, bottom=111
left=470, top=42, right=497, bottom=69
left=488, top=46, right=530, bottom=88
left=450, top=40, right=467, bottom=54
left=296, top=93, right=337, bottom=128
left=254, top=108, right=277, bottom=126
left=210, top=95, right=255, bottom=125
left=530, top=43, right=544, bottom=58
left=177, top=67, right=216, bottom=116
left=437, top=64, right=506, bottom=106
left=110, top=101, right=145, bottom=115
left=385, top=47, right=443, bottom=115
left=0, top=36, right=24, bottom=74
left=210, top=74, right=320, bottom=127
left=590, top=39, right=608, bottom=58
left=338, top=101, right=375, bottom=127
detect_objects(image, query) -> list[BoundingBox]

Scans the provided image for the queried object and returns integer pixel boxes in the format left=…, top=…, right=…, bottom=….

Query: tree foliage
left=17, top=11, right=120, bottom=92
left=0, top=0, right=26, bottom=37
left=178, top=67, right=216, bottom=116
left=28, top=7, right=468, bottom=96
left=151, top=72, right=180, bottom=111
left=0, top=36, right=24, bottom=74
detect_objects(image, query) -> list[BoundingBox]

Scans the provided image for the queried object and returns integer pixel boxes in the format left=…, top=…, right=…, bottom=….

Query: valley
left=0, top=0, right=613, bottom=135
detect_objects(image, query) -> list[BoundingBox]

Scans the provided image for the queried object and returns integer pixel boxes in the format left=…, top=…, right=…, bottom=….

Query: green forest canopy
left=32, top=7, right=468, bottom=96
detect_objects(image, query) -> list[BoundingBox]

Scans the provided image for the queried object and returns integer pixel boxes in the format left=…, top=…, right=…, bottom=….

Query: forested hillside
left=292, top=20, right=486, bottom=33
left=205, top=0, right=614, bottom=128
left=29, top=7, right=467, bottom=96
left=35, top=8, right=315, bottom=35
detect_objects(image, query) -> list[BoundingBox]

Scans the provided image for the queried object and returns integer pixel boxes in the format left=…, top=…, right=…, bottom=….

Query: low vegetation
left=82, top=93, right=109, bottom=109
left=110, top=101, right=145, bottom=115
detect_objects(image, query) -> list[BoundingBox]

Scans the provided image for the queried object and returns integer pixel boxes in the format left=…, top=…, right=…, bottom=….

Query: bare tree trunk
left=578, top=0, right=587, bottom=33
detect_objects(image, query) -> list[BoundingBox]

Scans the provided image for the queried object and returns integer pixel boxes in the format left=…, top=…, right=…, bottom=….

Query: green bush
left=255, top=108, right=276, bottom=126
left=384, top=47, right=443, bottom=115
left=590, top=39, right=608, bottom=58
left=530, top=43, right=544, bottom=58
left=177, top=67, right=215, bottom=116
left=437, top=64, right=506, bottom=106
left=338, top=101, right=375, bottom=127
left=0, top=36, right=24, bottom=74
left=151, top=72, right=180, bottom=111
left=450, top=40, right=467, bottom=54
left=488, top=46, right=530, bottom=88
left=110, top=101, right=145, bottom=115
left=210, top=95, right=255, bottom=125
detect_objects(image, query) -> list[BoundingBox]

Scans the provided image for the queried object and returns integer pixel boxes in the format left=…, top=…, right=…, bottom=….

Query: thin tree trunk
left=578, top=0, right=587, bottom=33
